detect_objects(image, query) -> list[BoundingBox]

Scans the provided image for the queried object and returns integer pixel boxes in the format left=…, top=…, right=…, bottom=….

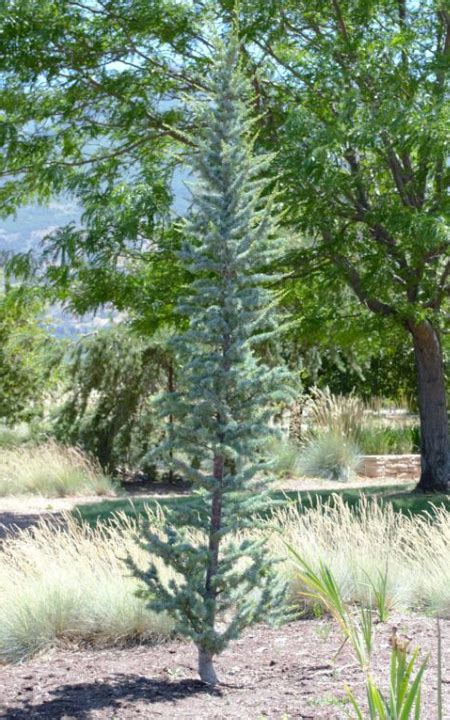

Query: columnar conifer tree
left=129, top=38, right=292, bottom=686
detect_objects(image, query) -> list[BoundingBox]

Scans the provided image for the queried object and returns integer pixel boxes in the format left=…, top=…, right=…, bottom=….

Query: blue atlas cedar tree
left=127, top=37, right=293, bottom=686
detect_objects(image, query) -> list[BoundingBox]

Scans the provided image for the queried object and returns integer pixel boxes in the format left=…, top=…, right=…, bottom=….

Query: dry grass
left=1, top=497, right=449, bottom=664
left=305, top=387, right=365, bottom=441
left=0, top=442, right=115, bottom=497
left=0, top=514, right=173, bottom=662
left=296, top=389, right=364, bottom=481
left=271, top=496, right=450, bottom=617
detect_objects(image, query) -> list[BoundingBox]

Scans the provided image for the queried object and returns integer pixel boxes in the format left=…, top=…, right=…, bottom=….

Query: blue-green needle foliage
left=129, top=37, right=293, bottom=684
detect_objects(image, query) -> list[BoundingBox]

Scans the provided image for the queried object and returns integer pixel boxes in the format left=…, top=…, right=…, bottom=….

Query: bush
left=299, top=431, right=361, bottom=481
left=0, top=442, right=115, bottom=497
left=0, top=423, right=33, bottom=448
left=0, top=419, right=52, bottom=449
left=56, top=326, right=173, bottom=475
left=358, top=424, right=420, bottom=455
left=0, top=285, right=60, bottom=426
left=266, top=436, right=302, bottom=476
left=0, top=516, right=173, bottom=662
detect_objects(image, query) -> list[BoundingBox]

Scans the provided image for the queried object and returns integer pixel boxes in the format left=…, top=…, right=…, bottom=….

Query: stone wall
left=359, top=454, right=420, bottom=479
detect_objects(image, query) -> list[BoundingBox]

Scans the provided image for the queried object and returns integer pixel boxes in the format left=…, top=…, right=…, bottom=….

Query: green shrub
left=266, top=436, right=302, bottom=476
left=0, top=442, right=115, bottom=497
left=0, top=423, right=32, bottom=448
left=56, top=326, right=173, bottom=475
left=0, top=419, right=52, bottom=449
left=299, top=431, right=361, bottom=481
left=358, top=424, right=420, bottom=455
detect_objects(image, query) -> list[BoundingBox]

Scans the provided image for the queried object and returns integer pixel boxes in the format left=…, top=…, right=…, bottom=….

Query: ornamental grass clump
left=299, top=389, right=363, bottom=481
left=127, top=38, right=293, bottom=685
left=298, top=430, right=361, bottom=482
left=0, top=515, right=173, bottom=663
left=305, top=387, right=365, bottom=442
left=0, top=441, right=114, bottom=497
left=271, top=496, right=450, bottom=616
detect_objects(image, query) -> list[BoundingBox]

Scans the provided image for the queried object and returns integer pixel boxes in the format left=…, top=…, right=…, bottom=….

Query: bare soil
left=0, top=614, right=448, bottom=719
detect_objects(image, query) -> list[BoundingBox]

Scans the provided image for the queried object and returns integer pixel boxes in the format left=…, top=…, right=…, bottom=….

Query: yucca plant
left=347, top=641, right=427, bottom=720
left=287, top=548, right=429, bottom=718
left=287, top=547, right=373, bottom=667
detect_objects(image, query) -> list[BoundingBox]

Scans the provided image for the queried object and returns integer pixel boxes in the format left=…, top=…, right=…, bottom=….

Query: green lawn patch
left=73, top=483, right=450, bottom=527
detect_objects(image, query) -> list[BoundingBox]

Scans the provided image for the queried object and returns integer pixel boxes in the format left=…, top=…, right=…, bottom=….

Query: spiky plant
left=128, top=38, right=292, bottom=685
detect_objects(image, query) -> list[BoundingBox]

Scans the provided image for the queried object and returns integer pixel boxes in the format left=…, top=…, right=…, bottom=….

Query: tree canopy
left=1, top=0, right=448, bottom=487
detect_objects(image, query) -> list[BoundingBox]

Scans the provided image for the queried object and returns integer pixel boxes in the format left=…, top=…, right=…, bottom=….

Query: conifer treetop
left=129, top=36, right=293, bottom=686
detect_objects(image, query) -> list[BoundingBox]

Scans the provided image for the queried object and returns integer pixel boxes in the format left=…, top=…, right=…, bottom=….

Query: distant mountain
left=0, top=198, right=80, bottom=255
left=0, top=175, right=189, bottom=337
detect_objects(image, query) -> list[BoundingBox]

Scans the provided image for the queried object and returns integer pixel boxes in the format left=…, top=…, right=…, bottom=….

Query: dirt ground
left=0, top=614, right=448, bottom=719
left=2, top=476, right=438, bottom=719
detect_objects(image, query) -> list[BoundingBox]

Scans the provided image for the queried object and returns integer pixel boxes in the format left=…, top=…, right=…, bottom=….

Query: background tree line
left=0, top=0, right=448, bottom=488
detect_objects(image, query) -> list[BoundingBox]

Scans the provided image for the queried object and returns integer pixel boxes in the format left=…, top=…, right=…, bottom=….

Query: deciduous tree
left=1, top=1, right=448, bottom=489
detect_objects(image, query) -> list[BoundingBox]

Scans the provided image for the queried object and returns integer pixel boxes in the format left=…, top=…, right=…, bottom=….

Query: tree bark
left=198, top=646, right=218, bottom=685
left=409, top=320, right=449, bottom=492
left=167, top=361, right=175, bottom=483
left=197, top=454, right=224, bottom=685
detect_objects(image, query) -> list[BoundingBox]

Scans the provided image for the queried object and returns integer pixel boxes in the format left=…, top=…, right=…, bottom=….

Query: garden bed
left=0, top=615, right=447, bottom=719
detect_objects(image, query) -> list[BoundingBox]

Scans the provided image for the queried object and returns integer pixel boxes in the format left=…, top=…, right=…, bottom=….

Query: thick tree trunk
left=198, top=647, right=218, bottom=685
left=409, top=320, right=449, bottom=492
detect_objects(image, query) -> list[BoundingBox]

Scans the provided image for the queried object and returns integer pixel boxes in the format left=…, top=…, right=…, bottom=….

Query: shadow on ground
left=0, top=512, right=65, bottom=541
left=0, top=674, right=219, bottom=719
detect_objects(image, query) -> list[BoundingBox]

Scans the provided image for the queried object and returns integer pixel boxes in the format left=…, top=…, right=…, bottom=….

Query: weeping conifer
left=129, top=38, right=293, bottom=686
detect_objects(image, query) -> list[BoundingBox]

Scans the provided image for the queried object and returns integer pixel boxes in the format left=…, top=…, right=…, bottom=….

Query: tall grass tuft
left=358, top=424, right=419, bottom=455
left=0, top=514, right=173, bottom=662
left=270, top=496, right=450, bottom=616
left=0, top=442, right=115, bottom=497
left=298, top=431, right=361, bottom=481
left=299, top=388, right=363, bottom=481
left=305, top=387, right=365, bottom=442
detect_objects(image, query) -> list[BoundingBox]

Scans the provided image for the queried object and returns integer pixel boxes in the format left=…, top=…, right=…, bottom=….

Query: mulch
left=0, top=615, right=448, bottom=719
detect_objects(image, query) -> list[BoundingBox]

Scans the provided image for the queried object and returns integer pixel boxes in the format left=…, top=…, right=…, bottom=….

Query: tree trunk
left=198, top=647, right=218, bottom=685
left=167, top=361, right=175, bottom=483
left=198, top=454, right=224, bottom=685
left=409, top=320, right=449, bottom=492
